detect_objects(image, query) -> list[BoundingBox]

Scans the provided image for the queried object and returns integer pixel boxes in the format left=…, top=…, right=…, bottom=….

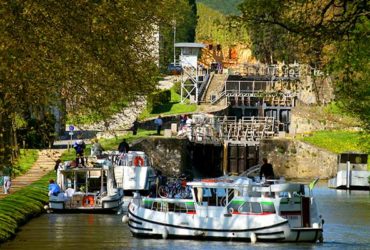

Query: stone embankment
left=77, top=98, right=147, bottom=137
left=260, top=138, right=338, bottom=179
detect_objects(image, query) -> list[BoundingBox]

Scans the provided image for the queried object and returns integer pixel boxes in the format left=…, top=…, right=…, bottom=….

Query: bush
left=173, top=81, right=181, bottom=96
left=147, top=90, right=171, bottom=112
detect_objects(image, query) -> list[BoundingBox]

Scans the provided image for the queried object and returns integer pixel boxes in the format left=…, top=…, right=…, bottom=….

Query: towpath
left=0, top=149, right=64, bottom=199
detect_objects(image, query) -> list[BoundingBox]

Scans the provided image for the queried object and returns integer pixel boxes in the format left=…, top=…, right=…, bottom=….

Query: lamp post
left=173, top=19, right=176, bottom=65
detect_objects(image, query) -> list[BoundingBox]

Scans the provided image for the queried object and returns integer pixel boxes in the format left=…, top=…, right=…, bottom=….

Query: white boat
left=49, top=159, right=124, bottom=212
left=124, top=177, right=324, bottom=243
left=328, top=152, right=369, bottom=190
left=111, top=151, right=157, bottom=211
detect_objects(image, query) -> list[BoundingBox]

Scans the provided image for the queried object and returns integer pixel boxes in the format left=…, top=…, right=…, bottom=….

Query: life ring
left=133, top=156, right=144, bottom=167
left=82, top=195, right=94, bottom=207
left=202, top=178, right=217, bottom=183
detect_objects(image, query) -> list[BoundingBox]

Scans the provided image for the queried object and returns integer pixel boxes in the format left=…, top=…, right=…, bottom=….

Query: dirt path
left=0, top=149, right=64, bottom=199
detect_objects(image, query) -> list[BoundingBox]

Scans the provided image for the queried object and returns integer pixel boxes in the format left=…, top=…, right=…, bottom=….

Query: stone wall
left=131, top=137, right=190, bottom=177
left=259, top=138, right=338, bottom=180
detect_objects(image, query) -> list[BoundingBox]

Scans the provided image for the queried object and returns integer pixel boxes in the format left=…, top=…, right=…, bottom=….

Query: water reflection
left=1, top=186, right=369, bottom=250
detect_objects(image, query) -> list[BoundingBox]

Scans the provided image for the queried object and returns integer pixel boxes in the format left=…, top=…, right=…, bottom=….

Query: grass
left=0, top=171, right=56, bottom=242
left=139, top=87, right=197, bottom=120
left=298, top=130, right=370, bottom=169
left=12, top=149, right=39, bottom=176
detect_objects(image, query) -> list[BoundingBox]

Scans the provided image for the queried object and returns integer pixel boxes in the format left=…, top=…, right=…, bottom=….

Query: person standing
left=91, top=138, right=104, bottom=156
left=132, top=119, right=139, bottom=135
left=118, top=139, right=130, bottom=153
left=54, top=159, right=62, bottom=172
left=259, top=158, right=275, bottom=180
left=154, top=115, right=163, bottom=135
left=73, top=139, right=86, bottom=167
left=3, top=166, right=12, bottom=194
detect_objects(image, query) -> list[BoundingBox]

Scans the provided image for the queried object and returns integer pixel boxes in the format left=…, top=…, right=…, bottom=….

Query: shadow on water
left=1, top=186, right=370, bottom=250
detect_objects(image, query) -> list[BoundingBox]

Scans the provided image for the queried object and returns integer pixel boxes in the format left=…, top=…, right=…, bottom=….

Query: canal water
left=1, top=185, right=369, bottom=250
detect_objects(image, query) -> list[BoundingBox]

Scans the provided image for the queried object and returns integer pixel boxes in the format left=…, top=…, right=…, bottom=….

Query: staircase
left=0, top=149, right=64, bottom=199
left=202, top=73, right=228, bottom=104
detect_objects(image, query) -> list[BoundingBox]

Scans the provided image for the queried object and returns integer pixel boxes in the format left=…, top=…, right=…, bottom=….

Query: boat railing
left=239, top=164, right=261, bottom=178
left=141, top=198, right=196, bottom=213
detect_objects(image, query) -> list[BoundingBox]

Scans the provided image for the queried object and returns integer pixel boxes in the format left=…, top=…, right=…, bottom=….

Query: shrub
left=147, top=90, right=171, bottom=112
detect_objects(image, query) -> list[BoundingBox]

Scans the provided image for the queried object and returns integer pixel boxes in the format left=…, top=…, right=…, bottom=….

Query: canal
left=1, top=185, right=369, bottom=250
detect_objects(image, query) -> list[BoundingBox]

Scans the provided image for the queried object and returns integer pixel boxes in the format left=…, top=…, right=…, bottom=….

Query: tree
left=158, top=0, right=197, bottom=71
left=0, top=0, right=185, bottom=169
left=238, top=0, right=370, bottom=135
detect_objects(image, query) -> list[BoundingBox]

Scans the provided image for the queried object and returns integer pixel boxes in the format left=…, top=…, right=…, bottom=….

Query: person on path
left=259, top=158, right=275, bottom=180
left=48, top=179, right=61, bottom=196
left=132, top=119, right=139, bottom=136
left=118, top=139, right=130, bottom=153
left=3, top=166, right=12, bottom=194
left=91, top=138, right=104, bottom=156
left=154, top=115, right=163, bottom=135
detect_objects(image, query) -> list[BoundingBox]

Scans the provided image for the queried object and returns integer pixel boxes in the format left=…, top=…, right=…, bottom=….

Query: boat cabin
left=50, top=159, right=123, bottom=211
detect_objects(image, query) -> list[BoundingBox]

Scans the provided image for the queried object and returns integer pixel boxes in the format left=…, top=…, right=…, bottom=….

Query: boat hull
left=49, top=197, right=123, bottom=213
left=127, top=203, right=322, bottom=243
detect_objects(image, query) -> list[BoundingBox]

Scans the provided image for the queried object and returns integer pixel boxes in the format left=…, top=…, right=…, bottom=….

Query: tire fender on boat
left=122, top=215, right=129, bottom=223
left=162, top=228, right=168, bottom=239
left=133, top=156, right=144, bottom=167
left=250, top=232, right=257, bottom=244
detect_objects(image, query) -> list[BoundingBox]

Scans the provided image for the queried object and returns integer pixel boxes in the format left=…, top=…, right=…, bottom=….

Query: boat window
left=152, top=201, right=162, bottom=211
left=239, top=202, right=251, bottom=213
left=193, top=187, right=201, bottom=203
left=261, top=201, right=275, bottom=213
left=168, top=202, right=174, bottom=211
left=251, top=202, right=262, bottom=213
left=173, top=202, right=187, bottom=213
left=228, top=189, right=235, bottom=201
left=162, top=202, right=168, bottom=212
left=228, top=200, right=243, bottom=213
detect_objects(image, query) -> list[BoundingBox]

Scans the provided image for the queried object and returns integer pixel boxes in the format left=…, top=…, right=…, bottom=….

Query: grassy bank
left=139, top=86, right=197, bottom=120
left=12, top=149, right=39, bottom=176
left=0, top=171, right=55, bottom=242
left=298, top=130, right=370, bottom=169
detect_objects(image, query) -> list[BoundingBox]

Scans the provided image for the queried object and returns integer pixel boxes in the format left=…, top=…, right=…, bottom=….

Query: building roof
left=175, top=42, right=205, bottom=48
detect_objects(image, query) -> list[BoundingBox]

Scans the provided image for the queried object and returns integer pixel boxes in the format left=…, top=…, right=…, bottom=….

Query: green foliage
left=147, top=90, right=171, bottom=113
left=299, top=130, right=369, bottom=155
left=12, top=149, right=39, bottom=176
left=327, top=18, right=370, bottom=131
left=140, top=85, right=197, bottom=120
left=17, top=113, right=56, bottom=148
left=238, top=0, right=370, bottom=131
left=173, top=81, right=182, bottom=97
left=67, top=99, right=129, bottom=125
left=197, top=0, right=243, bottom=15
left=196, top=3, right=249, bottom=46
left=159, top=0, right=197, bottom=72
left=324, top=102, right=345, bottom=115
left=1, top=0, right=168, bottom=167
